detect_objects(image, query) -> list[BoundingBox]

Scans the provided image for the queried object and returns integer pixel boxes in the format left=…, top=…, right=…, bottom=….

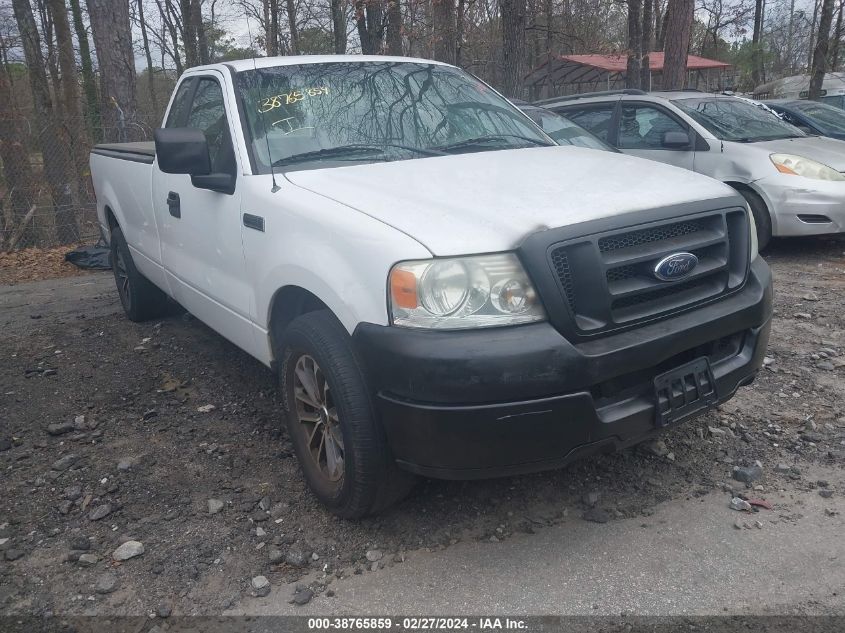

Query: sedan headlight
left=389, top=253, right=546, bottom=329
left=770, top=153, right=845, bottom=181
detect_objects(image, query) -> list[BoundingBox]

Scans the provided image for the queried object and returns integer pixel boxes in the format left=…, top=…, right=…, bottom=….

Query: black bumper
left=353, top=257, right=773, bottom=479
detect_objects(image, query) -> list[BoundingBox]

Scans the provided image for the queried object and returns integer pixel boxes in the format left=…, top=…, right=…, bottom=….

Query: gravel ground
left=0, top=236, right=844, bottom=617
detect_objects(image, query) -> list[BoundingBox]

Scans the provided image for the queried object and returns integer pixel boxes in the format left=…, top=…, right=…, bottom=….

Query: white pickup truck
left=91, top=55, right=773, bottom=518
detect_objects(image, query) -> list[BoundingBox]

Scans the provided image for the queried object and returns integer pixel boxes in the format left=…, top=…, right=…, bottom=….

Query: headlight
left=389, top=253, right=546, bottom=329
left=748, top=207, right=759, bottom=261
left=770, top=153, right=845, bottom=181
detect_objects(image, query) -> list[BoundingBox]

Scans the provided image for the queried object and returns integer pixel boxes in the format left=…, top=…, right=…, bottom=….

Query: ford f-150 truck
left=90, top=55, right=773, bottom=518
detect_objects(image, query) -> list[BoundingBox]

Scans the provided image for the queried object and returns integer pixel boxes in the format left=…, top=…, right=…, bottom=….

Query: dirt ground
left=1, top=236, right=844, bottom=617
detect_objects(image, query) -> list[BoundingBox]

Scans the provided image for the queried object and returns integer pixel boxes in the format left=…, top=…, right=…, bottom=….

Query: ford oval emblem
left=653, top=252, right=699, bottom=281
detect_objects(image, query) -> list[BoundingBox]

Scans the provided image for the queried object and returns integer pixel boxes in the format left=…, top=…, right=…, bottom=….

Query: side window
left=618, top=104, right=686, bottom=149
left=562, top=105, right=615, bottom=141
left=165, top=79, right=195, bottom=128
left=185, top=77, right=235, bottom=174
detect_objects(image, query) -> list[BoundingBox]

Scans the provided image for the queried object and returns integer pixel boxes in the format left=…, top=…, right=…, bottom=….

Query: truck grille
left=542, top=208, right=750, bottom=337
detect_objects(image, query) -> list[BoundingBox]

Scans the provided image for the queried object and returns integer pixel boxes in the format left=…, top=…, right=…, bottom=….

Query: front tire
left=279, top=310, right=416, bottom=518
left=110, top=226, right=169, bottom=322
left=736, top=187, right=772, bottom=251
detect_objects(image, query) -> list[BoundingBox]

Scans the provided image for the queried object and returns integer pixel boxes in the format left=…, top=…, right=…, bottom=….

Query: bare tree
left=626, top=0, right=642, bottom=88
left=286, top=0, right=300, bottom=53
left=662, top=0, right=693, bottom=89
left=500, top=0, right=526, bottom=96
left=356, top=0, right=384, bottom=54
left=87, top=0, right=140, bottom=140
left=11, top=0, right=77, bottom=243
left=809, top=0, right=835, bottom=98
left=331, top=0, right=346, bottom=52
left=386, top=0, right=403, bottom=54
left=641, top=0, right=653, bottom=88
left=0, top=54, right=37, bottom=248
left=136, top=0, right=160, bottom=115
left=46, top=0, right=89, bottom=206
left=68, top=0, right=99, bottom=134
left=433, top=0, right=457, bottom=62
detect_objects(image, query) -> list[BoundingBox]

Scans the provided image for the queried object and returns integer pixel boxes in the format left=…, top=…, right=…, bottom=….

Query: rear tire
left=279, top=310, right=416, bottom=518
left=736, top=187, right=772, bottom=251
left=110, top=226, right=170, bottom=322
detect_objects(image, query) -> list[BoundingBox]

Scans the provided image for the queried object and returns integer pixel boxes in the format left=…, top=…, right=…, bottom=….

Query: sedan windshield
left=521, top=107, right=615, bottom=151
left=236, top=62, right=552, bottom=171
left=790, top=101, right=845, bottom=134
left=673, top=96, right=806, bottom=142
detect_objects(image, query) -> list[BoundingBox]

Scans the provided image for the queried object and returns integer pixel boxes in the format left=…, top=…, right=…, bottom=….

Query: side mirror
left=154, top=127, right=211, bottom=176
left=662, top=130, right=691, bottom=149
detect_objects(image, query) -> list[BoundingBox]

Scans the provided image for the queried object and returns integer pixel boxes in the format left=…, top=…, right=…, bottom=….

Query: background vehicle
left=765, top=99, right=845, bottom=141
left=91, top=57, right=772, bottom=518
left=512, top=100, right=617, bottom=151
left=753, top=72, right=845, bottom=107
left=542, top=90, right=845, bottom=249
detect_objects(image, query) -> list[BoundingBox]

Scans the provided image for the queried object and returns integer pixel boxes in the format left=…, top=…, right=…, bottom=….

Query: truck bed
left=91, top=142, right=155, bottom=164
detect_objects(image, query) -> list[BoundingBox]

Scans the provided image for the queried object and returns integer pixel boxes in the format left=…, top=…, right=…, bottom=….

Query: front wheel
left=736, top=188, right=772, bottom=252
left=279, top=310, right=416, bottom=518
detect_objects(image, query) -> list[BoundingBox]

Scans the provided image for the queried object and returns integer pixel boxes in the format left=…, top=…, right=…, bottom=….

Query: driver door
left=152, top=72, right=256, bottom=355
left=615, top=102, right=696, bottom=170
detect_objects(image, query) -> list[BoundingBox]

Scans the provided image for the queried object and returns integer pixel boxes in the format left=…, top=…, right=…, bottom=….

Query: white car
left=90, top=56, right=772, bottom=517
left=544, top=90, right=845, bottom=248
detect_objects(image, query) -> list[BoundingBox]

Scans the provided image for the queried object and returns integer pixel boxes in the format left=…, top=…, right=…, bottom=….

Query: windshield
left=791, top=101, right=845, bottom=134
left=522, top=107, right=615, bottom=151
left=236, top=62, right=552, bottom=171
left=673, top=96, right=806, bottom=142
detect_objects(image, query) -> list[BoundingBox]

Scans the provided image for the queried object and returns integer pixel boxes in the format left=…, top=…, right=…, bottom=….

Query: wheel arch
left=267, top=285, right=332, bottom=361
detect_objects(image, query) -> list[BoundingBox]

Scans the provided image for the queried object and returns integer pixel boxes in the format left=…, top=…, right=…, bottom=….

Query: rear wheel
left=279, top=310, right=416, bottom=518
left=110, top=226, right=169, bottom=322
left=735, top=187, right=772, bottom=251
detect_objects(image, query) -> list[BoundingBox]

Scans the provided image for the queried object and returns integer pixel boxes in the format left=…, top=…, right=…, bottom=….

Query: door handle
left=167, top=191, right=181, bottom=218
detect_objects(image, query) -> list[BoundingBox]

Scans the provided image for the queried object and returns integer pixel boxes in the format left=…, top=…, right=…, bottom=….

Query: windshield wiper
left=435, top=134, right=553, bottom=153
left=273, top=143, right=445, bottom=168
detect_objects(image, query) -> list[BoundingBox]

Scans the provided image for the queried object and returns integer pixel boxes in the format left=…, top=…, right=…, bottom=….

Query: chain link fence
left=0, top=109, right=156, bottom=251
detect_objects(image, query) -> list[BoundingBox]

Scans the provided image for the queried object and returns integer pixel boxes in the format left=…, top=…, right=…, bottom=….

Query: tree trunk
left=626, top=0, right=642, bottom=89
left=46, top=0, right=90, bottom=211
left=432, top=0, right=456, bottom=64
left=0, top=60, right=37, bottom=248
left=285, top=0, right=300, bottom=54
left=181, top=0, right=198, bottom=67
left=193, top=0, right=209, bottom=63
left=331, top=0, right=346, bottom=53
left=267, top=0, right=281, bottom=55
left=808, top=0, right=820, bottom=70
left=456, top=0, right=466, bottom=66
left=830, top=0, right=844, bottom=71
left=68, top=0, right=99, bottom=137
left=662, top=0, right=693, bottom=90
left=11, top=0, right=78, bottom=244
left=137, top=0, right=160, bottom=118
left=641, top=0, right=653, bottom=89
left=88, top=0, right=140, bottom=142
left=810, top=0, right=836, bottom=98
left=386, top=0, right=403, bottom=55
left=500, top=0, right=526, bottom=97
left=356, top=0, right=384, bottom=54
left=751, top=0, right=764, bottom=86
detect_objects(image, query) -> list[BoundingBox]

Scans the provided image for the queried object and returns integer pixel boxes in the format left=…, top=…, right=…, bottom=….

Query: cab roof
left=197, top=55, right=452, bottom=74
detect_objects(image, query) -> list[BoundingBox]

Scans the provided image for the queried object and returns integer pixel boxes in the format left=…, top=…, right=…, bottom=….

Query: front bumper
left=755, top=175, right=845, bottom=236
left=353, top=258, right=773, bottom=480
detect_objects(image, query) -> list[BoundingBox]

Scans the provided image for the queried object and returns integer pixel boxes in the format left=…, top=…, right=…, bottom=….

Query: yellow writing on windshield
left=259, top=87, right=329, bottom=113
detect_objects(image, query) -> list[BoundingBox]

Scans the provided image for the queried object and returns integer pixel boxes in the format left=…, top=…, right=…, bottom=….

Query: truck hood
left=284, top=146, right=739, bottom=256
left=748, top=136, right=845, bottom=171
